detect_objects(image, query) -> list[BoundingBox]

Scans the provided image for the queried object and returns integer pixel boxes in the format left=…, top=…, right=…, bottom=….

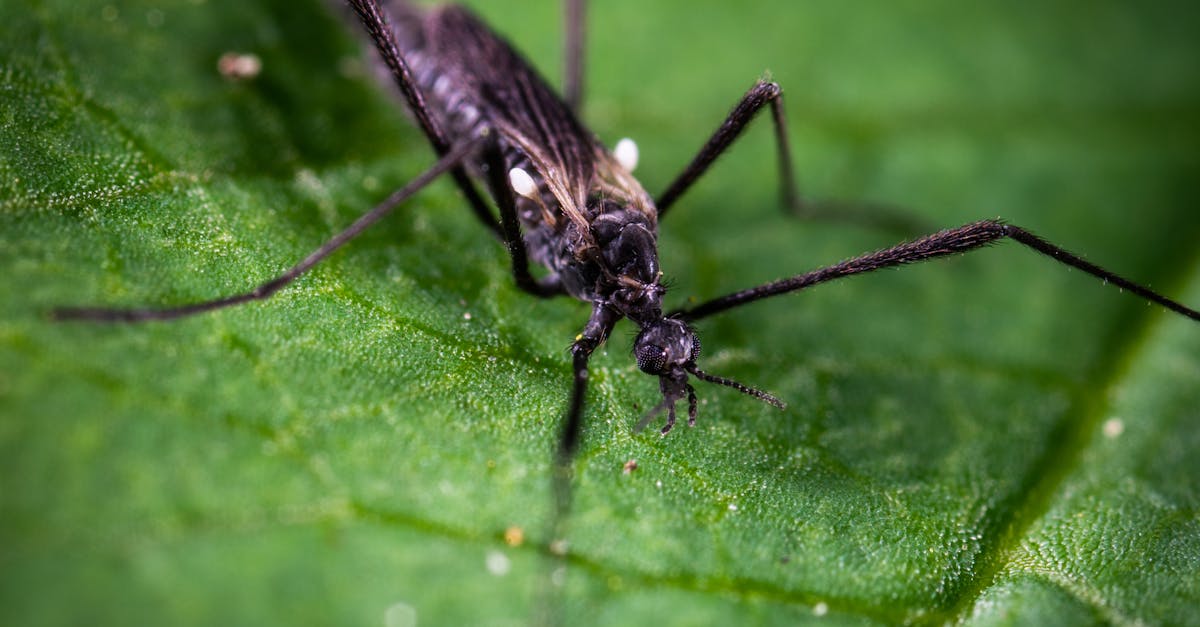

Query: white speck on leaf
left=485, top=550, right=511, bottom=576
left=384, top=602, right=417, bottom=627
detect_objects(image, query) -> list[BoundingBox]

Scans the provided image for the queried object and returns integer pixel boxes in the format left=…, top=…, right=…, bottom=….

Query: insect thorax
left=532, top=192, right=665, bottom=322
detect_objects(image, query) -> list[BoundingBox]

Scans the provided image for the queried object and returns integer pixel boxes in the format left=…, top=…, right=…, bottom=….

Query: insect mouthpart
left=632, top=319, right=785, bottom=434
left=612, top=275, right=666, bottom=323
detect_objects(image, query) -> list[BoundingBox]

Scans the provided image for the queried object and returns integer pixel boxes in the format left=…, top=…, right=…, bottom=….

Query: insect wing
left=425, top=6, right=597, bottom=229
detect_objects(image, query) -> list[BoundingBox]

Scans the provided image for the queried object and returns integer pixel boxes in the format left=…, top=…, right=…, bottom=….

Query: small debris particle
left=1103, top=417, right=1124, bottom=438
left=384, top=602, right=417, bottom=627
left=463, top=311, right=472, bottom=320
left=655, top=479, right=663, bottom=489
left=485, top=550, right=511, bottom=576
left=504, top=525, right=524, bottom=547
left=813, top=601, right=828, bottom=617
left=549, top=539, right=569, bottom=556
left=728, top=503, right=738, bottom=512
left=217, top=52, right=262, bottom=80
left=622, top=459, right=638, bottom=474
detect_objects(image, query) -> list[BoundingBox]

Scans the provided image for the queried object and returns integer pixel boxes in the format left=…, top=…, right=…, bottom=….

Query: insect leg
left=563, top=0, right=586, bottom=113
left=656, top=81, right=790, bottom=218
left=51, top=136, right=486, bottom=323
left=551, top=305, right=617, bottom=519
left=539, top=325, right=603, bottom=621
left=479, top=141, right=564, bottom=298
left=535, top=336, right=594, bottom=627
left=346, top=0, right=502, bottom=237
left=560, top=342, right=594, bottom=473
left=674, top=219, right=1200, bottom=322
left=656, top=79, right=924, bottom=234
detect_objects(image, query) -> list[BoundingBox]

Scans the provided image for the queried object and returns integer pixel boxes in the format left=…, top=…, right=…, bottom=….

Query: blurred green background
left=2, top=0, right=1199, bottom=625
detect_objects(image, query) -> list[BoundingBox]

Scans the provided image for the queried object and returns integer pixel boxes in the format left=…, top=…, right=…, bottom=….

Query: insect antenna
left=687, top=365, right=787, bottom=409
left=633, top=367, right=785, bottom=434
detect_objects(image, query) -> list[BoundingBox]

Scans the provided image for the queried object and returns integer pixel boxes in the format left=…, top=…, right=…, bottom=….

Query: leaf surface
left=2, top=1, right=1199, bottom=625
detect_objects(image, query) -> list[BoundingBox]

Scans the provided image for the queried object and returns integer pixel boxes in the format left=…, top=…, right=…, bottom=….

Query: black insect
left=54, top=0, right=1200, bottom=550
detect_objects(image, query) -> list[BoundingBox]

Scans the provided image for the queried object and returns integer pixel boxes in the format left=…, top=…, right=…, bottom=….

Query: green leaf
left=3, top=0, right=1199, bottom=625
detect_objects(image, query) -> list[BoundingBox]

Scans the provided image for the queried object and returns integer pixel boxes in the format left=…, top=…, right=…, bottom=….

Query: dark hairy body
left=384, top=2, right=662, bottom=318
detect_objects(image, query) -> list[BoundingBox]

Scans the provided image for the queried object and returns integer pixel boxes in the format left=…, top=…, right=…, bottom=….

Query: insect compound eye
left=635, top=344, right=668, bottom=375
